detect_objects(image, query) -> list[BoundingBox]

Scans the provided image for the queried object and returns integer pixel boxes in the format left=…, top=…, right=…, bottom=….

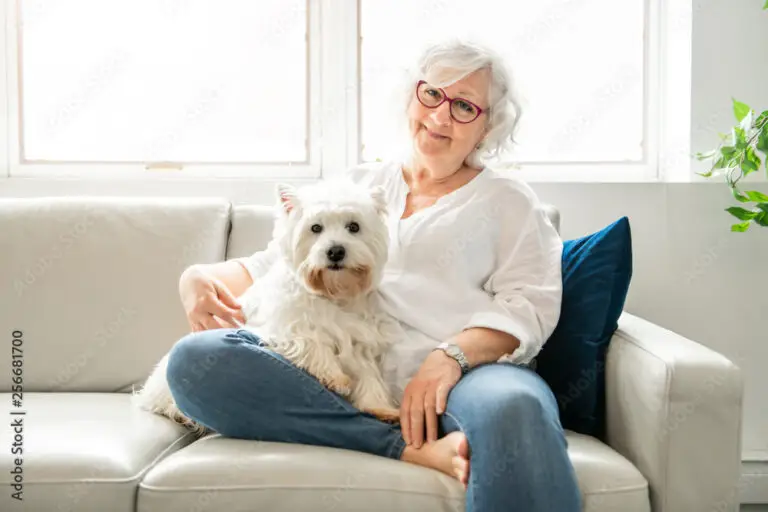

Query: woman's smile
left=423, top=124, right=450, bottom=140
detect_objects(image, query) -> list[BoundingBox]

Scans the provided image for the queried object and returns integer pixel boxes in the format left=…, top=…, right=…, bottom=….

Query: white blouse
left=236, top=161, right=564, bottom=401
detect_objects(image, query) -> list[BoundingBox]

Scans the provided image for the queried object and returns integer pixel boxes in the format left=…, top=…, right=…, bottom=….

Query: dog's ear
left=275, top=183, right=299, bottom=215
left=370, top=186, right=388, bottom=216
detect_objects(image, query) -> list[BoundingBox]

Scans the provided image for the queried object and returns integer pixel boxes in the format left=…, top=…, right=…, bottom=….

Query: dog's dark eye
left=347, top=222, right=360, bottom=233
left=311, top=224, right=323, bottom=234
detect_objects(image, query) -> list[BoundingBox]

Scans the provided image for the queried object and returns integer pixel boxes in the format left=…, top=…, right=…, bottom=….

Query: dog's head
left=273, top=180, right=389, bottom=301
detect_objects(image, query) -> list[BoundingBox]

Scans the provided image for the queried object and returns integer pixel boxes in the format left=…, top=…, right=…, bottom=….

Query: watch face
left=446, top=345, right=460, bottom=357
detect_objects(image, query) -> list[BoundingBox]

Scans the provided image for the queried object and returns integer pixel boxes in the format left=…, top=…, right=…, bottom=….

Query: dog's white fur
left=132, top=179, right=402, bottom=433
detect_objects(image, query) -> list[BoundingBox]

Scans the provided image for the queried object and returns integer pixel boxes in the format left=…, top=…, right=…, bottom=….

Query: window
left=360, top=0, right=645, bottom=166
left=18, top=0, right=308, bottom=165
left=3, top=0, right=687, bottom=183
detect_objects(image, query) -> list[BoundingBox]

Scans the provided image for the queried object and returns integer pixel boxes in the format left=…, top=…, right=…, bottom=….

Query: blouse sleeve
left=231, top=239, right=280, bottom=282
left=461, top=197, right=564, bottom=365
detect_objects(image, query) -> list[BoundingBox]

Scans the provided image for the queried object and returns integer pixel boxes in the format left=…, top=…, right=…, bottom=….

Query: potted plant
left=694, top=2, right=768, bottom=232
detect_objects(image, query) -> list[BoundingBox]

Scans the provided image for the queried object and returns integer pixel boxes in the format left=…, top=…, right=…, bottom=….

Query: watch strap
left=436, top=342, right=470, bottom=374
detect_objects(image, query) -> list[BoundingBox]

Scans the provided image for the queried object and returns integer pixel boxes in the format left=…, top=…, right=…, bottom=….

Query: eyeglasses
left=415, top=80, right=486, bottom=124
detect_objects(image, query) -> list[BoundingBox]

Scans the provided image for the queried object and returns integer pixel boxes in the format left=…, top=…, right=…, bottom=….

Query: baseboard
left=741, top=459, right=768, bottom=504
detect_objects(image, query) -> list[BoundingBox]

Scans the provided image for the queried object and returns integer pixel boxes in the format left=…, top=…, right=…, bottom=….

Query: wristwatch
left=435, top=342, right=470, bottom=375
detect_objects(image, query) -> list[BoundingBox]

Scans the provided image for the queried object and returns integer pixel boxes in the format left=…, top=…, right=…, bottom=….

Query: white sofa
left=0, top=197, right=744, bottom=512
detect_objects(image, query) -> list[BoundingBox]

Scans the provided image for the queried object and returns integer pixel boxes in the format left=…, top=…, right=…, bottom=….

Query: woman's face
left=407, top=67, right=490, bottom=170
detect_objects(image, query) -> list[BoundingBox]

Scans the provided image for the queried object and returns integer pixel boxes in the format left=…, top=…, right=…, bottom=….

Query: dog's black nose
left=327, top=245, right=346, bottom=263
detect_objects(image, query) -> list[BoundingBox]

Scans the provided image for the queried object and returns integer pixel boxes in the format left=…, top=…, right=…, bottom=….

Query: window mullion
left=318, top=0, right=358, bottom=178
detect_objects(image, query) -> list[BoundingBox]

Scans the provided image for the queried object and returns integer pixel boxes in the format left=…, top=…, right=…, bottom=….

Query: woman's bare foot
left=400, top=431, right=470, bottom=487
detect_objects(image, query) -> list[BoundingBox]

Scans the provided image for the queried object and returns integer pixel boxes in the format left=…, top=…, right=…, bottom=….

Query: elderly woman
left=167, top=40, right=582, bottom=511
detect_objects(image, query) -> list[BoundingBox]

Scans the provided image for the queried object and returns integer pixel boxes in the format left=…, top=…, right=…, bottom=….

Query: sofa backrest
left=225, top=203, right=562, bottom=259
left=0, top=197, right=560, bottom=393
left=0, top=197, right=231, bottom=393
left=225, top=204, right=275, bottom=259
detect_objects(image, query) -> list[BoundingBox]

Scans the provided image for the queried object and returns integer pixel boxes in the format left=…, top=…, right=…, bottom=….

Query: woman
left=167, top=40, right=582, bottom=511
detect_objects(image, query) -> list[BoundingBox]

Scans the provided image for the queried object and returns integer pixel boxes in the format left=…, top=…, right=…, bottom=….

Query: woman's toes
left=457, top=433, right=470, bottom=459
left=453, top=433, right=470, bottom=485
left=452, top=455, right=469, bottom=482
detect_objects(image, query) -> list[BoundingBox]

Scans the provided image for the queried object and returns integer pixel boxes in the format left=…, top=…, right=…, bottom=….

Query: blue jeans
left=166, top=328, right=582, bottom=512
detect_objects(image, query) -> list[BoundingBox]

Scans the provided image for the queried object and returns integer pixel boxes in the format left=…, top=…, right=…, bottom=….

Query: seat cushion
left=137, top=430, right=648, bottom=512
left=0, top=392, right=196, bottom=512
left=536, top=217, right=633, bottom=440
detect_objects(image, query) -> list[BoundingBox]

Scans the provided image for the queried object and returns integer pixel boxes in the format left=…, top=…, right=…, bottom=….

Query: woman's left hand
left=400, top=348, right=463, bottom=448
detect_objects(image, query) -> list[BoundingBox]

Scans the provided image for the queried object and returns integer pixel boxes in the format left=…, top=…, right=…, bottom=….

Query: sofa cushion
left=0, top=392, right=195, bottom=512
left=226, top=204, right=276, bottom=259
left=0, top=197, right=230, bottom=392
left=536, top=217, right=633, bottom=440
left=136, top=430, right=648, bottom=512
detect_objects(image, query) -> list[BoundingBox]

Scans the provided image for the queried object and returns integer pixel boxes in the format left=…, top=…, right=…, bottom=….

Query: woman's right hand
left=179, top=265, right=247, bottom=332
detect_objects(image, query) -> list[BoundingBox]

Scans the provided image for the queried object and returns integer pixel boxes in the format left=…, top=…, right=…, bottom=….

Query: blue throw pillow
left=535, top=217, right=633, bottom=441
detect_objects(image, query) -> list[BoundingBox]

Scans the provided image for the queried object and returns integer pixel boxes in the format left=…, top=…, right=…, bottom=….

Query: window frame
left=353, top=0, right=689, bottom=184
left=5, top=0, right=322, bottom=180
left=0, top=0, right=690, bottom=185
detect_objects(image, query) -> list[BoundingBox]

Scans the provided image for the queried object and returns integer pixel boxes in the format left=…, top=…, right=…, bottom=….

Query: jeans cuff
left=386, top=433, right=407, bottom=460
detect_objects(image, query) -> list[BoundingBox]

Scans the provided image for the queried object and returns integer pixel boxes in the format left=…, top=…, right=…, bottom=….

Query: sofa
left=0, top=196, right=744, bottom=512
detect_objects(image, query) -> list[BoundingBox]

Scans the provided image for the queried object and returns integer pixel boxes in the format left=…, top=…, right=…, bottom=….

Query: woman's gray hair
left=399, top=39, right=523, bottom=168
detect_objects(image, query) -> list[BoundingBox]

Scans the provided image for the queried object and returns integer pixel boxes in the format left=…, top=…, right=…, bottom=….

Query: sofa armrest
left=605, top=312, right=744, bottom=512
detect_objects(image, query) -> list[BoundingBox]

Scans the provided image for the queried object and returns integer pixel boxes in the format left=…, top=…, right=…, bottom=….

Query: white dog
left=132, top=179, right=402, bottom=434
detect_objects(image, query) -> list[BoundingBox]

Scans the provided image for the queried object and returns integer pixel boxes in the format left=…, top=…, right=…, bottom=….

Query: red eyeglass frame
left=415, top=80, right=486, bottom=124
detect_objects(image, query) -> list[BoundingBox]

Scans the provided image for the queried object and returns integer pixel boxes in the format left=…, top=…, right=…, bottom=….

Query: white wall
left=689, top=0, right=768, bottom=463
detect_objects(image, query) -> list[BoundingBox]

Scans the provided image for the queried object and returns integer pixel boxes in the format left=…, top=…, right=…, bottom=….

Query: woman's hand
left=400, top=349, right=463, bottom=448
left=179, top=265, right=246, bottom=332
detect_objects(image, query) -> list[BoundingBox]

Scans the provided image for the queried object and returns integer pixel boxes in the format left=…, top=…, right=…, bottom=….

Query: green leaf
left=713, top=156, right=728, bottom=169
left=731, top=221, right=751, bottom=232
left=755, top=212, right=768, bottom=227
left=694, top=149, right=718, bottom=160
left=721, top=146, right=738, bottom=158
left=733, top=127, right=748, bottom=149
left=731, top=186, right=751, bottom=203
left=757, top=129, right=768, bottom=154
left=726, top=206, right=759, bottom=220
left=757, top=202, right=768, bottom=213
left=726, top=206, right=757, bottom=220
left=733, top=99, right=751, bottom=122
left=757, top=111, right=768, bottom=127
left=740, top=110, right=754, bottom=132
left=744, top=190, right=768, bottom=202
left=764, top=0, right=768, bottom=10
left=742, top=147, right=762, bottom=174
